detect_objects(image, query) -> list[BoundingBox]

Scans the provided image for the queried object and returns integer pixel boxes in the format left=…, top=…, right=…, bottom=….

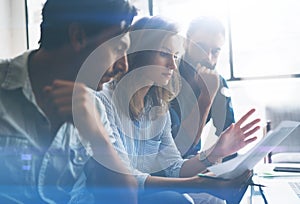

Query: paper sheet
left=207, top=120, right=300, bottom=179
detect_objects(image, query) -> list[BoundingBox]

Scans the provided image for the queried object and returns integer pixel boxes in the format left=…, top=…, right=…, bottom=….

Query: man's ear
left=68, top=23, right=87, bottom=52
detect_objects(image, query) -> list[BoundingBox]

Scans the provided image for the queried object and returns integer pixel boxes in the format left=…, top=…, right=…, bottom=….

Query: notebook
left=207, top=120, right=300, bottom=179
left=263, top=180, right=300, bottom=203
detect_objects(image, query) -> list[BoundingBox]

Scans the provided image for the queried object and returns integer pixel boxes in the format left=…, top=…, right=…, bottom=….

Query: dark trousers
left=139, top=191, right=191, bottom=204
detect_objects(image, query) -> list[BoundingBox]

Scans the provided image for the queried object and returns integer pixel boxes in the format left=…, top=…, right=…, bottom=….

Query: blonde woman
left=97, top=16, right=260, bottom=204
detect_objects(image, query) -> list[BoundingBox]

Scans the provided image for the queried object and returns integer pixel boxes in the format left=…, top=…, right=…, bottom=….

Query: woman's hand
left=211, top=109, right=261, bottom=158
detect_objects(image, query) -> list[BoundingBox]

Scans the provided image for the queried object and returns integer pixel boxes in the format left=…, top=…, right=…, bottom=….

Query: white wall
left=27, top=0, right=46, bottom=49
left=228, top=77, right=300, bottom=153
left=0, top=0, right=12, bottom=58
left=0, top=0, right=27, bottom=59
left=229, top=78, right=300, bottom=121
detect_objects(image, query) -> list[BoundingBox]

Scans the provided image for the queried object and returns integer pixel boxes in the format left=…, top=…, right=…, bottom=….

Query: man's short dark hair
left=39, top=0, right=137, bottom=50
left=187, top=16, right=225, bottom=38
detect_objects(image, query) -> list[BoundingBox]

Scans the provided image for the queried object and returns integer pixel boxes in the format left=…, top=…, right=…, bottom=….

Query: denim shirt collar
left=1, top=51, right=48, bottom=121
left=1, top=51, right=32, bottom=89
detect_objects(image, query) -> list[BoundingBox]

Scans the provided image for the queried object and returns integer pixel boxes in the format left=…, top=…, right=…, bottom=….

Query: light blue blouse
left=97, top=82, right=186, bottom=189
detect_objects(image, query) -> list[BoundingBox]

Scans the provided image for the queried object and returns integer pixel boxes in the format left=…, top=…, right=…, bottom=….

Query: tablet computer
left=207, top=120, right=300, bottom=179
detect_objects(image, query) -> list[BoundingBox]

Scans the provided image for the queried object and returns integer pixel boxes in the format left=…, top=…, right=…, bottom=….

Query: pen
left=249, top=183, right=266, bottom=188
left=197, top=173, right=229, bottom=181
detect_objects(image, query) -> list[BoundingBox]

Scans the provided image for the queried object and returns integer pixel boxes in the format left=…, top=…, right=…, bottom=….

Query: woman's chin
left=156, top=80, right=169, bottom=86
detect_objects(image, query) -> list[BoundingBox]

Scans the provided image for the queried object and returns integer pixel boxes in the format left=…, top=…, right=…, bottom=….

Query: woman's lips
left=162, top=72, right=172, bottom=78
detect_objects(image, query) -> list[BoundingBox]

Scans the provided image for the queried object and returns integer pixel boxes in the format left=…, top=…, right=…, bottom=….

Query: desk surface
left=240, top=163, right=300, bottom=204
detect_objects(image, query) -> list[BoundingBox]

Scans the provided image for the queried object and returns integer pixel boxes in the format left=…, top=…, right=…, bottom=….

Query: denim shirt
left=0, top=52, right=111, bottom=203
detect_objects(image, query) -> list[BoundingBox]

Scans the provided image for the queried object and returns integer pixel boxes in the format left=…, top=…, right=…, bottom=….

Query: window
left=0, top=0, right=27, bottom=58
left=230, top=0, right=300, bottom=78
left=14, top=0, right=300, bottom=80
left=148, top=0, right=231, bottom=79
left=146, top=0, right=300, bottom=79
left=27, top=0, right=46, bottom=49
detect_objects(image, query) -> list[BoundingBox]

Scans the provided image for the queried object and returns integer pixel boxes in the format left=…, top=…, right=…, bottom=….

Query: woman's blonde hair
left=124, top=16, right=181, bottom=120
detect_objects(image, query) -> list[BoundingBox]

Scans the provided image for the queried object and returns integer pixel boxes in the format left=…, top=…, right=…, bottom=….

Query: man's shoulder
left=0, top=58, right=10, bottom=66
left=0, top=59, right=11, bottom=84
left=219, top=75, right=228, bottom=86
left=0, top=52, right=32, bottom=86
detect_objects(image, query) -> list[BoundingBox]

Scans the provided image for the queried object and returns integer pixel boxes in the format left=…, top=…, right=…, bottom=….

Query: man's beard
left=97, top=71, right=125, bottom=91
left=184, top=53, right=216, bottom=70
left=196, top=60, right=216, bottom=70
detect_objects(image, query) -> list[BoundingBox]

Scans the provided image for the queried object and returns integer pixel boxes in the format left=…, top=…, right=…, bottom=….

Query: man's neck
left=28, top=48, right=80, bottom=136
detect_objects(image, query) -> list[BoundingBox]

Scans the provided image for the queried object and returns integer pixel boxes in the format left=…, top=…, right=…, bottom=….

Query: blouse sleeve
left=157, top=112, right=187, bottom=178
left=96, top=91, right=149, bottom=190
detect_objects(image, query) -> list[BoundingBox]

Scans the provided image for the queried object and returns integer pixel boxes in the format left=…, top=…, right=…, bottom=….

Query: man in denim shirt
left=0, top=0, right=137, bottom=203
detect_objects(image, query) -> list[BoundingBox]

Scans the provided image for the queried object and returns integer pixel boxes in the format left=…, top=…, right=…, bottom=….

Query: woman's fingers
left=244, top=126, right=260, bottom=137
left=244, top=136, right=258, bottom=145
left=235, top=108, right=256, bottom=127
left=241, top=118, right=261, bottom=132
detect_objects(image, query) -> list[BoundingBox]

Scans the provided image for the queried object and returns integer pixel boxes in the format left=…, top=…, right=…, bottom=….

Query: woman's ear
left=68, top=23, right=87, bottom=52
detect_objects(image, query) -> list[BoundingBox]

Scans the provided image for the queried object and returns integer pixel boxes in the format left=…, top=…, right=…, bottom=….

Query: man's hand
left=44, top=80, right=76, bottom=123
left=194, top=65, right=219, bottom=101
left=190, top=170, right=252, bottom=201
left=44, top=80, right=104, bottom=140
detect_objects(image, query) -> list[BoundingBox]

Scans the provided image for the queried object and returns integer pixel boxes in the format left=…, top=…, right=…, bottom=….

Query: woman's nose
left=168, top=55, right=177, bottom=70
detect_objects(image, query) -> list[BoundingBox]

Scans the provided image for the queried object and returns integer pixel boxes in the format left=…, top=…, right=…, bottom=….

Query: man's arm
left=45, top=80, right=138, bottom=204
left=179, top=66, right=220, bottom=148
left=211, top=76, right=235, bottom=136
left=143, top=170, right=252, bottom=202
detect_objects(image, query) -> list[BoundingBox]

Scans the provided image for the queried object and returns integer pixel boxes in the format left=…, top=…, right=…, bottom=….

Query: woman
left=97, top=16, right=260, bottom=204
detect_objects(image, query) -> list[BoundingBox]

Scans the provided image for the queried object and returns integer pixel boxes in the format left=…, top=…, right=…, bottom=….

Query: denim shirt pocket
left=38, top=125, right=91, bottom=204
left=57, top=129, right=91, bottom=191
left=69, top=140, right=90, bottom=167
left=0, top=135, right=39, bottom=198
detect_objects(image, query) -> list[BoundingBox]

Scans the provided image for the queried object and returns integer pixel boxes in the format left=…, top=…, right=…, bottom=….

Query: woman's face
left=145, top=35, right=181, bottom=86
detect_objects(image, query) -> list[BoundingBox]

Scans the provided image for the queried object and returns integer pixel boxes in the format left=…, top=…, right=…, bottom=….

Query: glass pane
left=131, top=0, right=150, bottom=17
left=27, top=0, right=46, bottom=49
left=230, top=0, right=300, bottom=78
